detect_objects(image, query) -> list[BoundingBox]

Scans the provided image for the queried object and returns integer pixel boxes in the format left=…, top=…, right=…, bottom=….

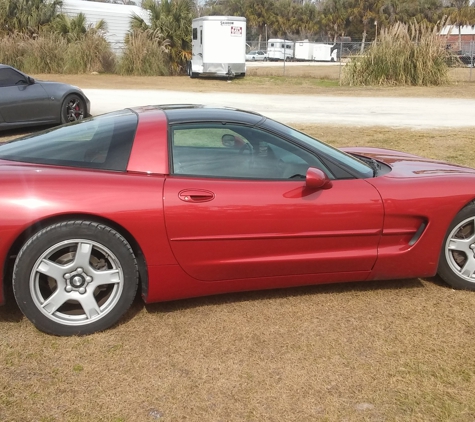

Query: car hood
left=36, top=80, right=87, bottom=96
left=342, top=146, right=475, bottom=178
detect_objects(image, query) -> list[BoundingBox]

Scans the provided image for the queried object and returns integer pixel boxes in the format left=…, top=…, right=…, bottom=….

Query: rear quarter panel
left=0, top=166, right=176, bottom=303
left=0, top=108, right=172, bottom=304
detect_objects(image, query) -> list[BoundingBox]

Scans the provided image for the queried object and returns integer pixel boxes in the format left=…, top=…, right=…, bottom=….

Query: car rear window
left=0, top=110, right=138, bottom=171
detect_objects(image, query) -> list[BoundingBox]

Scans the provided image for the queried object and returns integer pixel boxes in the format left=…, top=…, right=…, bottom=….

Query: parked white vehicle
left=245, top=50, right=268, bottom=61
left=312, top=43, right=338, bottom=61
left=267, top=39, right=294, bottom=61
left=188, top=16, right=246, bottom=78
left=269, top=39, right=338, bottom=62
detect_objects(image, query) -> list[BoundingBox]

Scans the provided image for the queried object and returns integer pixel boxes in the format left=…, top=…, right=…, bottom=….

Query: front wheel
left=61, top=94, right=86, bottom=124
left=438, top=204, right=475, bottom=290
left=13, top=221, right=139, bottom=336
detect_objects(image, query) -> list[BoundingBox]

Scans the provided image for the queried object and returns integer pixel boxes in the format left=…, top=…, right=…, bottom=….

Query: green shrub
left=343, top=21, right=451, bottom=86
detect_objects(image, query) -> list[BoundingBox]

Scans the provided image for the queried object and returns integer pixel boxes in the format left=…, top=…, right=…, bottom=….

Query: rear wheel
left=13, top=221, right=139, bottom=335
left=187, top=61, right=198, bottom=78
left=438, top=204, right=475, bottom=290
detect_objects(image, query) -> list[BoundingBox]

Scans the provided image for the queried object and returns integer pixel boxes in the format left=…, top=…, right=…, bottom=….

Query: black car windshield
left=262, top=119, right=374, bottom=178
left=0, top=110, right=137, bottom=171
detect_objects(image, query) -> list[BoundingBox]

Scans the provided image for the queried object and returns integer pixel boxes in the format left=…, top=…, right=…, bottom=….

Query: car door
left=163, top=123, right=384, bottom=282
left=0, top=67, right=54, bottom=123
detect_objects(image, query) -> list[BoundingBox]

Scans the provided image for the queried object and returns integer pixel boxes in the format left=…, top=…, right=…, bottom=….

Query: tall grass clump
left=0, top=33, right=26, bottom=69
left=21, top=33, right=68, bottom=73
left=343, top=21, right=451, bottom=86
left=117, top=29, right=170, bottom=76
left=0, top=30, right=115, bottom=74
left=64, top=32, right=116, bottom=73
left=0, top=32, right=66, bottom=72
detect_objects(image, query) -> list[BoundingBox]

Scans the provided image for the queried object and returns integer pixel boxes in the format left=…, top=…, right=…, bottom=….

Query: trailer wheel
left=187, top=62, right=198, bottom=79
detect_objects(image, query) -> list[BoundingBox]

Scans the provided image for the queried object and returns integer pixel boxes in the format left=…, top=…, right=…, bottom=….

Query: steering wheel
left=239, top=143, right=253, bottom=155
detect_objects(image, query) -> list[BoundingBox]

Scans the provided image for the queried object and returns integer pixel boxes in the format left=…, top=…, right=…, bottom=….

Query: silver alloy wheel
left=66, top=98, right=84, bottom=121
left=445, top=216, right=475, bottom=283
left=30, top=238, right=124, bottom=326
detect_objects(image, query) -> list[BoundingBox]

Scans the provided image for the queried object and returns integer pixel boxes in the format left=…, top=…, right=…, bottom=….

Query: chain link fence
left=245, top=39, right=474, bottom=82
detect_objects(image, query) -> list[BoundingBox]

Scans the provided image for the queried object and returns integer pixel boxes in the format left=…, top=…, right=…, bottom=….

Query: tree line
left=1, top=0, right=474, bottom=76
left=203, top=0, right=475, bottom=46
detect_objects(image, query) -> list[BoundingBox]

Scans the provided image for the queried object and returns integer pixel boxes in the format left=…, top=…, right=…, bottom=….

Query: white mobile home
left=267, top=39, right=294, bottom=61
left=60, top=0, right=150, bottom=53
left=188, top=16, right=246, bottom=78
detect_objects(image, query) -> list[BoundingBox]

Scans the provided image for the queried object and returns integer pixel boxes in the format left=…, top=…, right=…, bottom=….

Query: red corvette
left=1, top=105, right=475, bottom=336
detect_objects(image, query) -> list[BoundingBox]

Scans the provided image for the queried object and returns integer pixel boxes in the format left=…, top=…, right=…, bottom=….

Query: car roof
left=139, top=104, right=266, bottom=126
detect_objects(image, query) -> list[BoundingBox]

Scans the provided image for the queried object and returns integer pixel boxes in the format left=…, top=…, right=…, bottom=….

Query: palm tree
left=130, top=0, right=196, bottom=74
left=446, top=0, right=475, bottom=49
left=347, top=0, right=383, bottom=51
left=319, top=0, right=350, bottom=42
left=53, top=12, right=107, bottom=41
left=244, top=0, right=273, bottom=50
left=0, top=0, right=62, bottom=36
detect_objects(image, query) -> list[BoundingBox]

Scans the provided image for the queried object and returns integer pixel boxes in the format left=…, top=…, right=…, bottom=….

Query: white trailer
left=313, top=43, right=338, bottom=62
left=294, top=41, right=338, bottom=62
left=60, top=0, right=150, bottom=54
left=267, top=39, right=294, bottom=61
left=188, top=16, right=246, bottom=78
left=294, top=40, right=314, bottom=61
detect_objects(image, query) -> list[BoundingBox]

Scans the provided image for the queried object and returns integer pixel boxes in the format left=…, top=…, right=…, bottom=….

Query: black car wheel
left=438, top=203, right=475, bottom=290
left=61, top=94, right=86, bottom=124
left=13, top=221, right=139, bottom=336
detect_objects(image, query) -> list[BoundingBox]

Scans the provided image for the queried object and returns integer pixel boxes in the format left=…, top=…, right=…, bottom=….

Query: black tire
left=187, top=61, right=198, bottom=79
left=13, top=221, right=139, bottom=336
left=438, top=203, right=475, bottom=290
left=61, top=94, right=86, bottom=124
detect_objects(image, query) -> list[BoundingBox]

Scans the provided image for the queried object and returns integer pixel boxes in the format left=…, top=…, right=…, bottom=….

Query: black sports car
left=0, top=64, right=90, bottom=131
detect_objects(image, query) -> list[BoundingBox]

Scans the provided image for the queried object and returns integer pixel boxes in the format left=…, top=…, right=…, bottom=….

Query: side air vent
left=409, top=221, right=427, bottom=246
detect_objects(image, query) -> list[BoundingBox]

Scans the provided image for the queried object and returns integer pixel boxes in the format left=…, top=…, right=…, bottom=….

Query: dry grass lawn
left=2, top=71, right=475, bottom=421
left=27, top=64, right=475, bottom=98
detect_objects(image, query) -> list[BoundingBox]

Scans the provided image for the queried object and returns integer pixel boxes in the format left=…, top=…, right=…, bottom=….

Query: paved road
left=85, top=89, right=475, bottom=129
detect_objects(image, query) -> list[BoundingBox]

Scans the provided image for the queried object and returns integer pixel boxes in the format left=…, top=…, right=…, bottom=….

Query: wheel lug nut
left=79, top=287, right=86, bottom=294
left=77, top=268, right=83, bottom=274
left=86, top=276, right=92, bottom=283
left=65, top=286, right=73, bottom=292
left=64, top=273, right=71, bottom=279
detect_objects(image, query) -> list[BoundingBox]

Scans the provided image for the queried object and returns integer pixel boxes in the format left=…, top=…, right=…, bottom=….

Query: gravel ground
left=85, top=88, right=475, bottom=129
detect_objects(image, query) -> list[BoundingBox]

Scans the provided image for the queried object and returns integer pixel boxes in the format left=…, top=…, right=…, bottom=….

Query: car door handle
left=178, top=189, right=215, bottom=203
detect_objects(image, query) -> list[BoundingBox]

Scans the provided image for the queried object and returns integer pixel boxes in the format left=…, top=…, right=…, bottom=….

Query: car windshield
left=0, top=110, right=137, bottom=171
left=261, top=119, right=374, bottom=178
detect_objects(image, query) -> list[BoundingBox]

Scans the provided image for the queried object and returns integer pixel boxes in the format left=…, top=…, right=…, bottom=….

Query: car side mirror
left=27, top=77, right=35, bottom=85
left=305, top=167, right=333, bottom=190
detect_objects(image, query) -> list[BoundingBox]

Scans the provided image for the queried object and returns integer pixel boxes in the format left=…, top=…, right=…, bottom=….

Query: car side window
left=171, top=124, right=330, bottom=180
left=0, top=68, right=27, bottom=87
